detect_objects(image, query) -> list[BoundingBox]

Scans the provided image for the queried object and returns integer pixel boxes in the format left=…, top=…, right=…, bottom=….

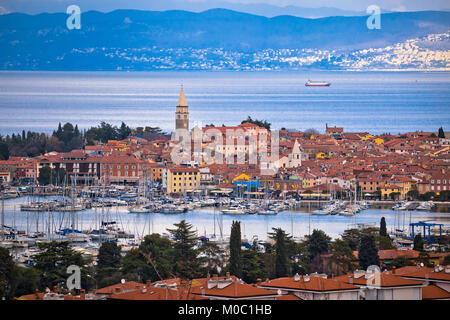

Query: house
left=258, top=273, right=360, bottom=300
left=399, top=265, right=450, bottom=292
left=100, top=155, right=144, bottom=185
left=108, top=283, right=209, bottom=300
left=326, top=124, right=344, bottom=138
left=94, top=281, right=144, bottom=299
left=189, top=276, right=278, bottom=300
left=165, top=166, right=200, bottom=194
left=333, top=270, right=423, bottom=300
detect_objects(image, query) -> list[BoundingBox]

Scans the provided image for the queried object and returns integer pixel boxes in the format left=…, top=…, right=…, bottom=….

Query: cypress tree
left=268, top=228, right=291, bottom=278
left=358, top=235, right=380, bottom=270
left=229, top=221, right=242, bottom=277
left=380, top=217, right=387, bottom=237
left=413, top=234, right=424, bottom=251
left=438, top=127, right=445, bottom=138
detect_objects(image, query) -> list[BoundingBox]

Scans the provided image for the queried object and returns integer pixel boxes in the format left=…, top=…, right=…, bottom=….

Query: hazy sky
left=0, top=0, right=449, bottom=14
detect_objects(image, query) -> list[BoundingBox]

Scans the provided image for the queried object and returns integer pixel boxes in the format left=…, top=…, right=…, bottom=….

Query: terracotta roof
left=95, top=281, right=143, bottom=295
left=333, top=272, right=423, bottom=288
left=108, top=285, right=208, bottom=300
left=352, top=249, right=419, bottom=261
left=276, top=294, right=302, bottom=300
left=190, top=279, right=277, bottom=299
left=260, top=275, right=359, bottom=292
left=422, top=285, right=450, bottom=300
left=169, top=167, right=199, bottom=173
left=400, top=266, right=450, bottom=282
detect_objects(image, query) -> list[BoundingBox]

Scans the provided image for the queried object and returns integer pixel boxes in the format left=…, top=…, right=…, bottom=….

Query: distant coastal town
left=0, top=88, right=449, bottom=301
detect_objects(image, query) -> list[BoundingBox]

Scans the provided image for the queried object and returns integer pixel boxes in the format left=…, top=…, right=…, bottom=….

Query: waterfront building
left=165, top=166, right=200, bottom=194
left=100, top=155, right=144, bottom=185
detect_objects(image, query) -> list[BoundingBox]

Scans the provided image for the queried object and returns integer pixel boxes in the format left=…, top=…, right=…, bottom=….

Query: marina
left=2, top=193, right=449, bottom=265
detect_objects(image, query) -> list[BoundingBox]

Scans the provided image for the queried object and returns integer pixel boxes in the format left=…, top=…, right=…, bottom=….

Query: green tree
left=229, top=221, right=242, bottom=278
left=413, top=234, right=424, bottom=251
left=330, top=239, right=356, bottom=276
left=358, top=235, right=380, bottom=270
left=305, top=229, right=331, bottom=261
left=389, top=256, right=414, bottom=270
left=241, top=250, right=267, bottom=284
left=118, top=122, right=132, bottom=140
left=380, top=217, right=387, bottom=237
left=0, top=247, right=18, bottom=299
left=438, top=127, right=445, bottom=138
left=33, top=241, right=85, bottom=290
left=407, top=189, right=419, bottom=200
left=96, top=241, right=122, bottom=288
left=268, top=227, right=291, bottom=278
left=166, top=220, right=201, bottom=280
left=199, top=241, right=225, bottom=276
left=137, top=233, right=176, bottom=281
left=0, top=141, right=9, bottom=160
left=37, top=166, right=52, bottom=185
left=14, top=267, right=40, bottom=298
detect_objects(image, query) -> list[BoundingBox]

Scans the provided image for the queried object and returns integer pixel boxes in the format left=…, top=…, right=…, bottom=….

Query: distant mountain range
left=0, top=9, right=449, bottom=70
left=0, top=0, right=381, bottom=18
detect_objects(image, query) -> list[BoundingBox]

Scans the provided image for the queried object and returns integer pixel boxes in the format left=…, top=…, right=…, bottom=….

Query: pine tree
left=229, top=221, right=242, bottom=278
left=358, top=235, right=380, bottom=270
left=166, top=220, right=200, bottom=280
left=380, top=217, right=387, bottom=237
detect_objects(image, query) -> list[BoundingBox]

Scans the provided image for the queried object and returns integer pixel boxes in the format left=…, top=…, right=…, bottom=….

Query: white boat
left=221, top=206, right=246, bottom=215
left=257, top=209, right=278, bottom=215
left=416, top=201, right=435, bottom=211
left=311, top=208, right=329, bottom=215
left=305, top=80, right=331, bottom=87
left=128, top=205, right=153, bottom=213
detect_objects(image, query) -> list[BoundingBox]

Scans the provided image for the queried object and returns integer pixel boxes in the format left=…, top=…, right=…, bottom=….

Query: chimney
left=114, top=287, right=121, bottom=294
left=256, top=278, right=262, bottom=285
left=80, top=289, right=86, bottom=300
left=392, top=266, right=396, bottom=274
left=146, top=280, right=152, bottom=287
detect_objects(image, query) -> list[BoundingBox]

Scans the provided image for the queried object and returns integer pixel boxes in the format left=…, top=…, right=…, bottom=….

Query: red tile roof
left=260, top=275, right=359, bottom=292
left=333, top=272, right=423, bottom=288
left=190, top=279, right=277, bottom=299
left=108, top=285, right=209, bottom=300
left=422, top=285, right=450, bottom=300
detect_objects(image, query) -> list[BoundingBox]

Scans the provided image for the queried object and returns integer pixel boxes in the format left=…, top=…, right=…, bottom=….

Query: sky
left=0, top=0, right=449, bottom=15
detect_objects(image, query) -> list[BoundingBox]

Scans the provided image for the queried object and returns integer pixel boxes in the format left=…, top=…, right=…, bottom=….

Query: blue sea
left=0, top=71, right=449, bottom=136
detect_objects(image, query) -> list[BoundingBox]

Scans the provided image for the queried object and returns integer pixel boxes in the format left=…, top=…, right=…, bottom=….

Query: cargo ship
left=305, top=80, right=331, bottom=87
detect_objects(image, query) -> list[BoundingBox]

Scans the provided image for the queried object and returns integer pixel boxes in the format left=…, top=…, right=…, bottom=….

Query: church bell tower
left=175, top=87, right=189, bottom=131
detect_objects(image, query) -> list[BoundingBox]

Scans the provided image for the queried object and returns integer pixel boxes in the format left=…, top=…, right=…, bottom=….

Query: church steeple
left=175, top=86, right=189, bottom=131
